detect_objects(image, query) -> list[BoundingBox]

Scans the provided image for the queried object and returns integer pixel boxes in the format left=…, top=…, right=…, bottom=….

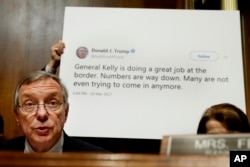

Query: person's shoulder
left=1, top=136, right=25, bottom=151
left=63, top=133, right=110, bottom=153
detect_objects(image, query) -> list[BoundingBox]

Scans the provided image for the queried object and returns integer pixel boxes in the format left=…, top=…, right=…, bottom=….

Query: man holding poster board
left=60, top=7, right=245, bottom=140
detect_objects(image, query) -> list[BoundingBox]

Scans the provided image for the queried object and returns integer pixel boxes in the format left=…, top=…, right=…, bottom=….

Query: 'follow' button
left=189, top=51, right=219, bottom=61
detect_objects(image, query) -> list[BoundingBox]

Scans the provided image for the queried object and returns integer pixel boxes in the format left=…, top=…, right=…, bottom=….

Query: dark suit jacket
left=1, top=131, right=108, bottom=152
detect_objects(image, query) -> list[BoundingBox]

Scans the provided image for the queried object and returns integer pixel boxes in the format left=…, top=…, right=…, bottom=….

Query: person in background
left=2, top=71, right=108, bottom=153
left=197, top=103, right=250, bottom=134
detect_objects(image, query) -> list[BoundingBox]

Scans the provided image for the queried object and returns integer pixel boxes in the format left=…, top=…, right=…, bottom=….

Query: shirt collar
left=24, top=132, right=64, bottom=153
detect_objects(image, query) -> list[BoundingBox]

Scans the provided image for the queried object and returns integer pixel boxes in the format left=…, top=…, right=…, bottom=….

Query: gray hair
left=14, top=71, right=69, bottom=112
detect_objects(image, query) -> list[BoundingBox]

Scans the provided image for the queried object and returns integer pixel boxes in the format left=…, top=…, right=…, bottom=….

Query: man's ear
left=14, top=109, right=20, bottom=126
left=15, top=118, right=20, bottom=126
left=64, top=103, right=69, bottom=121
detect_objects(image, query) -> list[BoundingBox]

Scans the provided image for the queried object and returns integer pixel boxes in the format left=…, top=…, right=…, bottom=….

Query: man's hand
left=47, top=40, right=65, bottom=69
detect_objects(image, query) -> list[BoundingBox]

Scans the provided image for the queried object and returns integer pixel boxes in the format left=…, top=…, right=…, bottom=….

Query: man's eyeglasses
left=18, top=101, right=64, bottom=113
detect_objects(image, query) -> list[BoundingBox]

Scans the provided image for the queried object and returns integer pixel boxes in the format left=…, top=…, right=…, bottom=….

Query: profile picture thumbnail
left=76, top=46, right=88, bottom=59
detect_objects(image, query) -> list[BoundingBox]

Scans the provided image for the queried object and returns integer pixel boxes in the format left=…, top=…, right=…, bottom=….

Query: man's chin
left=31, top=135, right=52, bottom=144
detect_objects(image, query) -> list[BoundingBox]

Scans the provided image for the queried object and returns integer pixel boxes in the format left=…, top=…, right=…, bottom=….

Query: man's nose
left=36, top=104, right=49, bottom=121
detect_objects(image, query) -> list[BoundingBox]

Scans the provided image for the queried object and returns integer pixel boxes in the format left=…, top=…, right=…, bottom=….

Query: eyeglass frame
left=18, top=101, right=65, bottom=114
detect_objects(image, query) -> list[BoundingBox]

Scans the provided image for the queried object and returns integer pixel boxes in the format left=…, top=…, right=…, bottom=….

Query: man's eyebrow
left=48, top=92, right=61, bottom=96
left=20, top=93, right=33, bottom=98
left=20, top=91, right=61, bottom=98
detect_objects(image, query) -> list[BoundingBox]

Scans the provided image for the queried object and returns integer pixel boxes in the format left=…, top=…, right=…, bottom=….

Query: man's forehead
left=20, top=78, right=61, bottom=91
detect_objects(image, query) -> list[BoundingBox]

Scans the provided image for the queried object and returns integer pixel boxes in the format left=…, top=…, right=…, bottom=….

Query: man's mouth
left=35, top=127, right=50, bottom=135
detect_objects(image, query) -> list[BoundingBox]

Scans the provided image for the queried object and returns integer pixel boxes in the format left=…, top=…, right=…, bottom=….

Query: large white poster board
left=60, top=7, right=245, bottom=139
